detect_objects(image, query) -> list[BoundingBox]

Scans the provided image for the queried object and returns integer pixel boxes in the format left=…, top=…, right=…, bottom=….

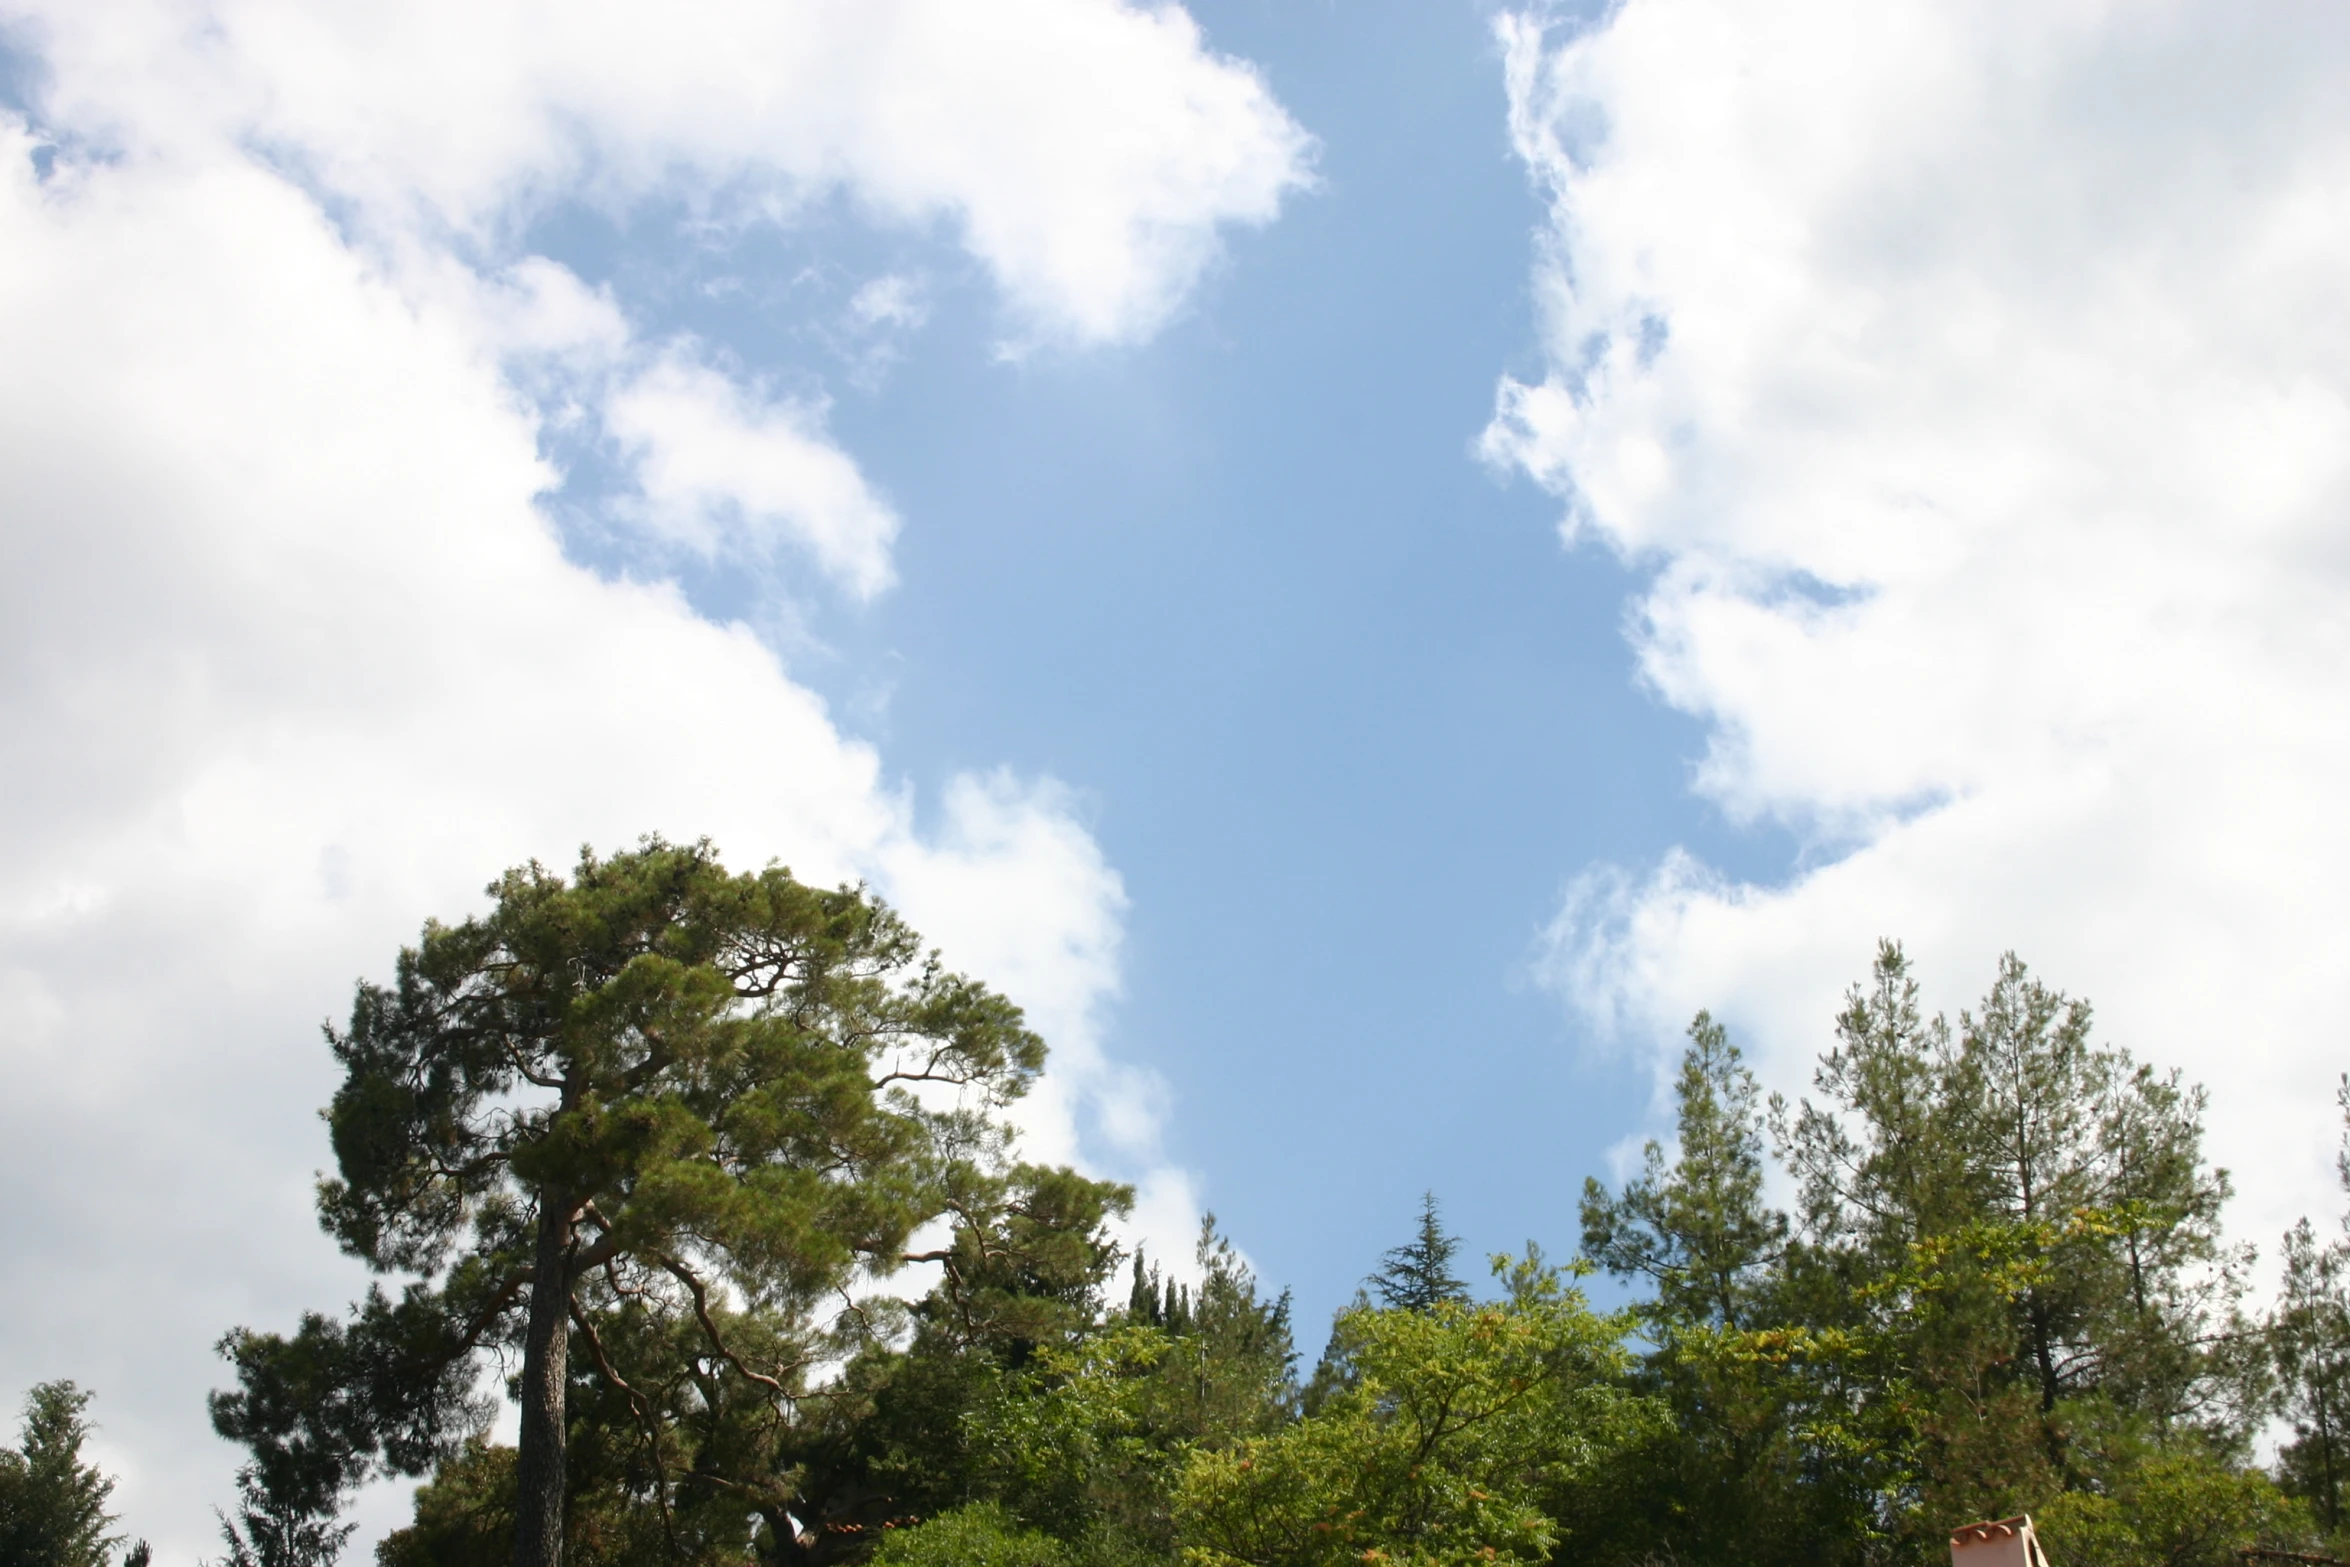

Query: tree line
left=10, top=840, right=2350, bottom=1567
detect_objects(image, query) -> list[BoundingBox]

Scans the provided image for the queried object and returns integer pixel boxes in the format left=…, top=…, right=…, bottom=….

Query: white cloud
left=0, top=0, right=1303, bottom=1551
left=1491, top=1, right=2350, bottom=1253
left=8, top=0, right=1313, bottom=346
left=605, top=349, right=901, bottom=597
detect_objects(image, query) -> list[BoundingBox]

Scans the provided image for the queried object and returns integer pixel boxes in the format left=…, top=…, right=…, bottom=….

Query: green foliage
left=2270, top=1080, right=2350, bottom=1537
left=1571, top=945, right=2271, bottom=1567
left=1581, top=1013, right=1787, bottom=1334
left=0, top=1382, right=142, bottom=1567
left=2036, top=1447, right=2312, bottom=1567
left=964, top=1219, right=1297, bottom=1560
left=369, top=1436, right=680, bottom=1567
left=217, top=839, right=1127, bottom=1563
left=177, top=885, right=2341, bottom=1567
left=1369, top=1194, right=1470, bottom=1315
left=1175, top=1257, right=1659, bottom=1567
left=1773, top=944, right=2251, bottom=1535
left=370, top=1438, right=515, bottom=1567
left=1299, top=1196, right=1469, bottom=1421
left=213, top=1460, right=357, bottom=1567
left=974, top=1325, right=1187, bottom=1548
left=1578, top=1016, right=1893, bottom=1567
left=866, top=1504, right=1069, bottom=1567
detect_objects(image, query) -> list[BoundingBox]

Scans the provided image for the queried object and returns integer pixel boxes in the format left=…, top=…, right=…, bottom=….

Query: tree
left=212, top=1462, right=356, bottom=1567
left=959, top=1218, right=1298, bottom=1561
left=1176, top=1255, right=1658, bottom=1567
left=2273, top=1217, right=2350, bottom=1531
left=0, top=1381, right=146, bottom=1567
left=2035, top=1448, right=2309, bottom=1567
left=1579, top=1018, right=1884, bottom=1567
left=865, top=1504, right=1067, bottom=1567
left=1581, top=1012, right=1787, bottom=1334
left=1369, top=1194, right=1468, bottom=1314
left=2271, top=1078, right=2350, bottom=1538
left=215, top=839, right=1084, bottom=1567
left=1780, top=944, right=2248, bottom=1534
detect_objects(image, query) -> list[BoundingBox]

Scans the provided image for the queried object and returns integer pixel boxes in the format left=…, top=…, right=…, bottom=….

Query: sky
left=6, top=0, right=2350, bottom=1557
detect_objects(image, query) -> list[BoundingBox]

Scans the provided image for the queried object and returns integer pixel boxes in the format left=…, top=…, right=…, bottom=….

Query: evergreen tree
left=0, top=1381, right=145, bottom=1567
left=1782, top=943, right=2249, bottom=1532
left=2272, top=1216, right=2350, bottom=1530
left=1368, top=1194, right=1468, bottom=1313
left=2272, top=1078, right=2350, bottom=1537
left=212, top=1463, right=355, bottom=1567
left=1578, top=1017, right=1878, bottom=1567
left=1581, top=1013, right=1787, bottom=1333
left=212, top=839, right=1102, bottom=1567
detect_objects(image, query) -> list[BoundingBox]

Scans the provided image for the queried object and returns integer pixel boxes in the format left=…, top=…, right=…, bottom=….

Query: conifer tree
left=1581, top=1013, right=1787, bottom=1333
left=2272, top=1078, right=2350, bottom=1537
left=1369, top=1193, right=1468, bottom=1313
left=1783, top=944, right=2247, bottom=1527
left=213, top=839, right=1089, bottom=1567
left=2273, top=1216, right=2350, bottom=1532
left=0, top=1382, right=145, bottom=1567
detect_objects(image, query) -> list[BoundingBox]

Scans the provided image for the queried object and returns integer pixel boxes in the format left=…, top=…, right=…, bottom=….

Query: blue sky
left=523, top=0, right=1789, bottom=1323
left=8, top=0, right=2350, bottom=1554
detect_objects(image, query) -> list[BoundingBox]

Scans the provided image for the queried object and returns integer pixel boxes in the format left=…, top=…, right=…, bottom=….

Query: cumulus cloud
left=0, top=0, right=1304, bottom=1553
left=9, top=0, right=1312, bottom=345
left=1490, top=1, right=2350, bottom=1246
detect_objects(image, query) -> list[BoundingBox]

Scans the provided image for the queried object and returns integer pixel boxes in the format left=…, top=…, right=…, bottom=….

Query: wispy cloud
left=604, top=348, right=902, bottom=597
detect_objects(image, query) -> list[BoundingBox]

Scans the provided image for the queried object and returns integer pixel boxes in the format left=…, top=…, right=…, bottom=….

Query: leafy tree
left=214, top=840, right=1091, bottom=1567
left=372, top=1438, right=519, bottom=1567
left=865, top=1504, right=1067, bottom=1567
left=1369, top=1194, right=1469, bottom=1314
left=1301, top=1199, right=1467, bottom=1419
left=2035, top=1446, right=2311, bottom=1567
left=964, top=1219, right=1297, bottom=1559
left=0, top=1382, right=146, bottom=1567
left=1176, top=1255, right=1659, bottom=1567
left=758, top=1161, right=1130, bottom=1560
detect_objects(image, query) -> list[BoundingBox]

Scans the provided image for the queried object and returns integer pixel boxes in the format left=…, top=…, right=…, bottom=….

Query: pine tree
left=212, top=839, right=1097, bottom=1567
left=1369, top=1194, right=1468, bottom=1313
left=2274, top=1216, right=2350, bottom=1532
left=1782, top=943, right=2248, bottom=1526
left=2273, top=1077, right=2350, bottom=1537
left=1579, top=1017, right=1873, bottom=1567
left=0, top=1381, right=143, bottom=1567
left=1581, top=1013, right=1787, bottom=1333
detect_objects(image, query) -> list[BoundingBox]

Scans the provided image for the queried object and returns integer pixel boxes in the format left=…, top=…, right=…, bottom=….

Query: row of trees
left=13, top=844, right=2350, bottom=1567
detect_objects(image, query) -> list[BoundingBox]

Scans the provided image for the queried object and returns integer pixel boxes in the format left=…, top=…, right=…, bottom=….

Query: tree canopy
left=31, top=895, right=2335, bottom=1567
left=212, top=839, right=1125, bottom=1567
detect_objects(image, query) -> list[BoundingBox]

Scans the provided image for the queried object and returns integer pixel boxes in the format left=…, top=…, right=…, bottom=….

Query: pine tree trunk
left=513, top=1196, right=573, bottom=1567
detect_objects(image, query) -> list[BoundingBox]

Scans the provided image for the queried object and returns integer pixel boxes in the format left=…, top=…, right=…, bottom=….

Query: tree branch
left=655, top=1253, right=790, bottom=1397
